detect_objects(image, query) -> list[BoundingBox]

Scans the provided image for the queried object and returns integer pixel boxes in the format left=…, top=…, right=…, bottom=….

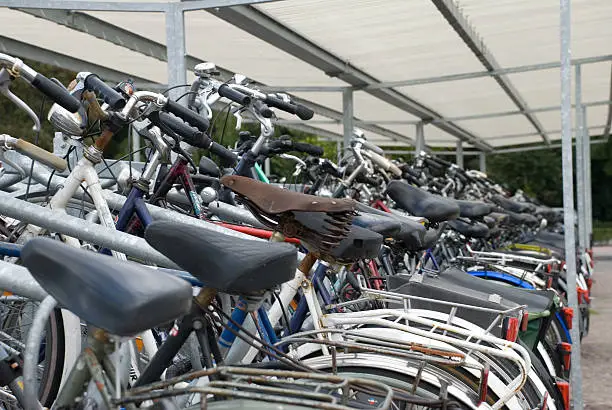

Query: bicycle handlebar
left=165, top=100, right=209, bottom=133
left=83, top=74, right=126, bottom=110
left=266, top=138, right=324, bottom=157
left=31, top=74, right=81, bottom=113
left=0, top=135, right=67, bottom=172
left=0, top=54, right=80, bottom=113
left=218, top=84, right=252, bottom=105
left=264, top=94, right=314, bottom=120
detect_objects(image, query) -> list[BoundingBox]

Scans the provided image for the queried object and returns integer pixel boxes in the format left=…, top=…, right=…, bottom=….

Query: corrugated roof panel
left=454, top=115, right=535, bottom=138
left=3, top=9, right=167, bottom=82
left=258, top=0, right=486, bottom=81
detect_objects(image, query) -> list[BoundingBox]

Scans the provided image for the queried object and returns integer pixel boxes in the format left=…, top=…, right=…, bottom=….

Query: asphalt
left=581, top=246, right=612, bottom=410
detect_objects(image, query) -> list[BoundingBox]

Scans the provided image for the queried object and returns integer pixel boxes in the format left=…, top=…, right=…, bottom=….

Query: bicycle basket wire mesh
left=116, top=366, right=394, bottom=410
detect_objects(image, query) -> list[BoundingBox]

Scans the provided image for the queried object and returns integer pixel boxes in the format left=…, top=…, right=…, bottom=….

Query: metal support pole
left=264, top=158, right=270, bottom=177
left=456, top=141, right=464, bottom=168
left=165, top=3, right=186, bottom=102
left=584, top=107, right=593, bottom=246
left=415, top=122, right=425, bottom=154
left=342, top=88, right=354, bottom=155
left=336, top=140, right=342, bottom=164
left=479, top=153, right=486, bottom=173
left=560, top=0, right=583, bottom=408
left=575, top=64, right=587, bottom=254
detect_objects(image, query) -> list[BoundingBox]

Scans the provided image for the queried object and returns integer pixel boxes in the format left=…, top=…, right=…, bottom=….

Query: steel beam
left=415, top=122, right=425, bottom=154
left=3, top=0, right=168, bottom=12
left=560, top=0, right=583, bottom=407
left=383, top=149, right=480, bottom=156
left=479, top=153, right=486, bottom=173
left=486, top=125, right=605, bottom=141
left=343, top=88, right=354, bottom=153
left=456, top=141, right=464, bottom=168
left=603, top=65, right=612, bottom=138
left=583, top=107, right=593, bottom=245
left=209, top=5, right=493, bottom=152
left=165, top=3, right=186, bottom=101
left=491, top=137, right=607, bottom=154
left=575, top=65, right=587, bottom=254
left=0, top=35, right=150, bottom=83
left=369, top=54, right=612, bottom=90
left=430, top=0, right=550, bottom=144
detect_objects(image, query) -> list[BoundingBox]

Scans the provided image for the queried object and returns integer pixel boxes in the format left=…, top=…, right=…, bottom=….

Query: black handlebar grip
left=295, top=104, right=314, bottom=120
left=83, top=74, right=126, bottom=110
left=430, top=155, right=452, bottom=168
left=292, top=142, right=324, bottom=156
left=156, top=112, right=211, bottom=148
left=165, top=100, right=209, bottom=133
left=424, top=157, right=444, bottom=170
left=253, top=100, right=273, bottom=118
left=264, top=94, right=298, bottom=115
left=31, top=74, right=81, bottom=113
left=218, top=84, right=251, bottom=106
left=209, top=141, right=238, bottom=166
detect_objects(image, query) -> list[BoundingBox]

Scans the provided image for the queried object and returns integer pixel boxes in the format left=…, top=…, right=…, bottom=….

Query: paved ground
left=581, top=246, right=612, bottom=410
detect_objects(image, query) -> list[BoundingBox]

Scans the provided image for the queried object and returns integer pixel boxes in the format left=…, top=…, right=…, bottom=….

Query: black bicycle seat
left=491, top=195, right=530, bottom=213
left=385, top=181, right=459, bottom=223
left=447, top=218, right=490, bottom=238
left=21, top=238, right=192, bottom=337
left=326, top=224, right=383, bottom=264
left=352, top=213, right=402, bottom=237
left=454, top=200, right=492, bottom=219
left=145, top=221, right=297, bottom=294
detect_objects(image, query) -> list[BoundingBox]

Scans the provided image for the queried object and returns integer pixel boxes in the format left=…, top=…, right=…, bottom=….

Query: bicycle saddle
left=385, top=181, right=459, bottom=223
left=454, top=200, right=492, bottom=219
left=221, top=175, right=355, bottom=254
left=505, top=211, right=539, bottom=226
left=221, top=175, right=354, bottom=214
left=447, top=218, right=490, bottom=239
left=199, top=156, right=221, bottom=177
left=145, top=221, right=297, bottom=294
left=491, top=195, right=530, bottom=213
left=352, top=213, right=402, bottom=237
left=21, top=238, right=192, bottom=337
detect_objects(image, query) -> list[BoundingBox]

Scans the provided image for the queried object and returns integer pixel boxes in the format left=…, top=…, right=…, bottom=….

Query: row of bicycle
left=0, top=54, right=592, bottom=410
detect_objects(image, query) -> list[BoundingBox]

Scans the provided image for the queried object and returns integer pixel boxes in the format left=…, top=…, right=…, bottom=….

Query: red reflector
left=520, top=311, right=529, bottom=331
left=556, top=380, right=570, bottom=410
left=546, top=263, right=552, bottom=273
left=559, top=342, right=572, bottom=371
left=562, top=307, right=574, bottom=330
left=586, top=277, right=593, bottom=292
left=546, top=277, right=553, bottom=289
left=577, top=287, right=590, bottom=304
left=504, top=317, right=519, bottom=342
left=478, top=364, right=489, bottom=405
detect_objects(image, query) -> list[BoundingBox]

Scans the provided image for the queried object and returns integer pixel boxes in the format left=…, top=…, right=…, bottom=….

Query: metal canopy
left=0, top=0, right=610, bottom=151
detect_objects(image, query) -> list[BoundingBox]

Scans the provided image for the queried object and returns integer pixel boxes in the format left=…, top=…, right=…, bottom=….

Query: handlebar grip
left=218, top=84, right=251, bottom=106
left=209, top=141, right=238, bottom=166
left=295, top=103, right=314, bottom=121
left=430, top=155, right=452, bottom=168
left=164, top=100, right=209, bottom=133
left=83, top=74, right=126, bottom=110
left=155, top=111, right=212, bottom=148
left=14, top=139, right=67, bottom=172
left=361, top=140, right=384, bottom=155
left=264, top=94, right=298, bottom=115
left=424, top=157, right=444, bottom=170
left=253, top=100, right=273, bottom=118
left=31, top=74, right=81, bottom=113
left=292, top=142, right=324, bottom=156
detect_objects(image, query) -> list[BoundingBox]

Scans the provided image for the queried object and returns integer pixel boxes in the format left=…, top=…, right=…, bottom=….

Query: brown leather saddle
left=220, top=175, right=355, bottom=254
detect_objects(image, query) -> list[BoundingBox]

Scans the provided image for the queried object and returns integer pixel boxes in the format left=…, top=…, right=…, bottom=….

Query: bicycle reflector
left=477, top=364, right=490, bottom=405
left=555, top=379, right=570, bottom=410
left=520, top=311, right=529, bottom=332
left=502, top=317, right=519, bottom=342
left=577, top=287, right=590, bottom=304
left=561, top=307, right=574, bottom=330
left=559, top=342, right=572, bottom=371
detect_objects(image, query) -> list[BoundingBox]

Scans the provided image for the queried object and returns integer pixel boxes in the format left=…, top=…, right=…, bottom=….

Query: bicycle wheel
left=0, top=300, right=64, bottom=408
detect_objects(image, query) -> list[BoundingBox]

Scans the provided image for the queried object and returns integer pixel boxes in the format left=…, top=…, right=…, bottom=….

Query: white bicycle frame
left=15, top=148, right=159, bottom=387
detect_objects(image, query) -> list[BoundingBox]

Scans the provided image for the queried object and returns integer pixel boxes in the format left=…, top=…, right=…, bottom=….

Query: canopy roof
left=0, top=0, right=610, bottom=151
